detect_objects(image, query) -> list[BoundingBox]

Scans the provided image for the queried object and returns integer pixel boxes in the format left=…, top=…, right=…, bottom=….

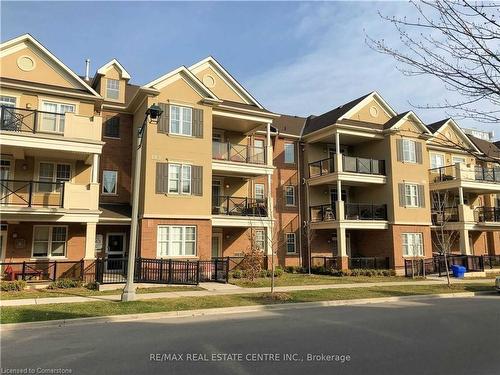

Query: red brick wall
left=139, top=218, right=211, bottom=260
left=100, top=111, right=133, bottom=204
left=3, top=222, right=86, bottom=262
left=391, top=225, right=432, bottom=273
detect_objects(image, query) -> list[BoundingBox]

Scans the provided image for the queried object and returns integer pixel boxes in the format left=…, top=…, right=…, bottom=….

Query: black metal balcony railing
left=309, top=203, right=337, bottom=222
left=212, top=141, right=266, bottom=165
left=476, top=207, right=500, bottom=222
left=0, top=105, right=67, bottom=134
left=0, top=179, right=65, bottom=208
left=342, top=155, right=385, bottom=175
left=212, top=196, right=268, bottom=217
left=475, top=165, right=500, bottom=183
left=345, top=203, right=387, bottom=220
left=308, top=157, right=335, bottom=178
left=309, top=203, right=387, bottom=222
left=431, top=206, right=460, bottom=224
left=308, top=155, right=385, bottom=178
left=429, top=165, right=457, bottom=182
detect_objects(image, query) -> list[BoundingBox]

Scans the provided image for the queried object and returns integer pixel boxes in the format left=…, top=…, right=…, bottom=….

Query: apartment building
left=0, top=34, right=498, bottom=275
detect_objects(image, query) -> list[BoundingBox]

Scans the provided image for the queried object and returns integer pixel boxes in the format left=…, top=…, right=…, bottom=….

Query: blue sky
left=1, top=1, right=496, bottom=136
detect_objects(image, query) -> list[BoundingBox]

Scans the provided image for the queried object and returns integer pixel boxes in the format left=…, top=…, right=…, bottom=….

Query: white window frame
left=37, top=161, right=71, bottom=192
left=32, top=225, right=68, bottom=258
left=102, top=170, right=118, bottom=195
left=430, top=153, right=445, bottom=170
left=40, top=101, right=75, bottom=133
left=254, top=183, right=265, bottom=201
left=285, top=185, right=296, bottom=206
left=255, top=229, right=266, bottom=252
left=156, top=225, right=197, bottom=257
left=402, top=233, right=424, bottom=257
left=168, top=163, right=192, bottom=195
left=106, top=79, right=120, bottom=100
left=285, top=233, right=296, bottom=254
left=404, top=183, right=419, bottom=207
left=284, top=143, right=295, bottom=164
left=169, top=105, right=193, bottom=136
left=452, top=156, right=466, bottom=165
left=402, top=139, right=417, bottom=163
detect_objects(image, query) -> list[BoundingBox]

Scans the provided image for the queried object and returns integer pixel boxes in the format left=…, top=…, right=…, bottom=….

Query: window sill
left=168, top=133, right=194, bottom=139
left=102, top=193, right=119, bottom=196
left=103, top=136, right=121, bottom=140
left=157, top=256, right=198, bottom=259
left=30, top=257, right=68, bottom=261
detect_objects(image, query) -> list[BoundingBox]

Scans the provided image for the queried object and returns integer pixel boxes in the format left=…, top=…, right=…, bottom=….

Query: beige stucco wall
left=346, top=99, right=391, bottom=124
left=98, top=65, right=126, bottom=103
left=193, top=66, right=245, bottom=103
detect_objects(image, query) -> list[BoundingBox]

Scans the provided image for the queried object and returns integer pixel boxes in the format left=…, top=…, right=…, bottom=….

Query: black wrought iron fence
left=405, top=255, right=485, bottom=277
left=1, top=260, right=84, bottom=281
left=0, top=105, right=66, bottom=134
left=212, top=196, right=267, bottom=217
left=311, top=256, right=338, bottom=270
left=349, top=257, right=390, bottom=269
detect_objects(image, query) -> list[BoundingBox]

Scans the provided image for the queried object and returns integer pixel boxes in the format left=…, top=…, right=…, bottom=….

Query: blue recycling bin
left=451, top=265, right=466, bottom=278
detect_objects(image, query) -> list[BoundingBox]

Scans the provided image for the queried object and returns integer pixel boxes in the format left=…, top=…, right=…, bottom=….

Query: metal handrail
left=1, top=105, right=66, bottom=134
left=344, top=203, right=387, bottom=220
left=212, top=141, right=266, bottom=165
left=308, top=157, right=335, bottom=178
left=0, top=179, right=65, bottom=208
left=212, top=195, right=268, bottom=217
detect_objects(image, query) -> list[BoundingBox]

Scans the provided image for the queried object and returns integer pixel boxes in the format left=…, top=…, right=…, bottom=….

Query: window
left=0, top=96, right=16, bottom=130
left=168, top=164, right=191, bottom=194
left=402, top=139, right=417, bottom=163
left=170, top=105, right=192, bottom=136
left=255, top=183, right=265, bottom=201
left=41, top=102, right=75, bottom=133
left=38, top=162, right=70, bottom=192
left=286, top=233, right=296, bottom=254
left=284, top=185, right=295, bottom=206
left=32, top=226, right=67, bottom=258
left=404, top=184, right=419, bottom=207
left=284, top=143, right=295, bottom=164
left=430, top=153, right=445, bottom=170
left=452, top=156, right=466, bottom=165
left=402, top=233, right=423, bottom=257
left=255, top=230, right=266, bottom=251
left=157, top=226, right=196, bottom=257
left=253, top=139, right=265, bottom=164
left=106, top=79, right=120, bottom=100
left=102, top=170, right=118, bottom=195
left=104, top=116, right=120, bottom=138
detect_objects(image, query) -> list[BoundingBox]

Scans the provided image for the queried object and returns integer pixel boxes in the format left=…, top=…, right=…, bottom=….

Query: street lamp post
left=121, top=103, right=163, bottom=302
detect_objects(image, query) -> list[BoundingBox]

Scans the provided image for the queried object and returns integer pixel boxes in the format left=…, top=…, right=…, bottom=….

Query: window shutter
left=398, top=183, right=406, bottom=207
left=415, top=142, right=423, bottom=164
left=396, top=139, right=403, bottom=162
left=418, top=184, right=425, bottom=208
left=192, top=108, right=204, bottom=138
left=192, top=165, right=203, bottom=196
left=157, top=103, right=169, bottom=134
left=155, top=162, right=168, bottom=193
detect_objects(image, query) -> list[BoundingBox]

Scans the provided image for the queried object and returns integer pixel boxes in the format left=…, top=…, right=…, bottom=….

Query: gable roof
left=426, top=118, right=480, bottom=152
left=272, top=114, right=307, bottom=136
left=382, top=110, right=432, bottom=134
left=302, top=93, right=372, bottom=135
left=467, top=135, right=500, bottom=160
left=338, top=91, right=398, bottom=122
left=0, top=34, right=101, bottom=98
left=383, top=111, right=411, bottom=130
left=96, top=58, right=131, bottom=80
left=143, top=66, right=220, bottom=101
left=189, top=56, right=264, bottom=109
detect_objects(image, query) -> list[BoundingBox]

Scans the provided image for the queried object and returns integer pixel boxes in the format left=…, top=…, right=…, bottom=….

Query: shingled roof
left=467, top=135, right=500, bottom=160
left=272, top=114, right=307, bottom=136
left=302, top=93, right=372, bottom=136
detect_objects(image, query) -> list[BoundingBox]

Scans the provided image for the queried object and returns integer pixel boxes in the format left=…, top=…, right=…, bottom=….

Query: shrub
left=285, top=266, right=297, bottom=274
left=239, top=246, right=265, bottom=281
left=274, top=267, right=284, bottom=277
left=231, top=270, right=243, bottom=279
left=259, top=269, right=269, bottom=278
left=0, top=280, right=27, bottom=291
left=48, top=278, right=82, bottom=289
left=85, top=281, right=98, bottom=290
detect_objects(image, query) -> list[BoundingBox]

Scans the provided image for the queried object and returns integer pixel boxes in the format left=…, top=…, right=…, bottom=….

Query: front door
left=212, top=233, right=222, bottom=258
left=106, top=233, right=126, bottom=272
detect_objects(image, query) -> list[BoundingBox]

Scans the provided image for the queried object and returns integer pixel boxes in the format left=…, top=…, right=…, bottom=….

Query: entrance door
left=0, top=224, right=7, bottom=260
left=106, top=233, right=126, bottom=272
left=212, top=233, right=222, bottom=258
left=0, top=160, right=11, bottom=205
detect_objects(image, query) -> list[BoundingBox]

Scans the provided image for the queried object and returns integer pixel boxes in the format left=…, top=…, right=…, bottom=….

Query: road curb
left=1, top=291, right=490, bottom=331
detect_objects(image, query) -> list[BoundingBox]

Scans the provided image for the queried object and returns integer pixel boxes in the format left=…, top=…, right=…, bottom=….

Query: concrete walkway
left=0, top=278, right=492, bottom=307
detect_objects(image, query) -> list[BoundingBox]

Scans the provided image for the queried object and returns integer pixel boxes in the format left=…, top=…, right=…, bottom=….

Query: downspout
left=297, top=140, right=303, bottom=267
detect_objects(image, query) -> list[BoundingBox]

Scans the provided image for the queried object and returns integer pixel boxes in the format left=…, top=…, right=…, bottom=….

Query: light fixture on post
left=121, top=103, right=163, bottom=302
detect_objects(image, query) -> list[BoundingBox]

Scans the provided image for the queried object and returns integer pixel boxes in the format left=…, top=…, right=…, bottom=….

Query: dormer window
left=106, top=79, right=120, bottom=100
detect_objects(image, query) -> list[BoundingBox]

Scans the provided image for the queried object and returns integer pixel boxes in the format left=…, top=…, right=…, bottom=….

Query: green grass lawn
left=229, top=273, right=421, bottom=288
left=0, top=285, right=203, bottom=300
left=0, top=283, right=492, bottom=324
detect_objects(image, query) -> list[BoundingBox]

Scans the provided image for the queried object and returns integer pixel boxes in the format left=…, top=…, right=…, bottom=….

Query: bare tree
left=431, top=190, right=459, bottom=286
left=367, top=0, right=500, bottom=123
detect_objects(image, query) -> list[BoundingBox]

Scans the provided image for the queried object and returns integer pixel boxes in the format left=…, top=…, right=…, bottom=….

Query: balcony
left=431, top=207, right=460, bottom=225
left=211, top=196, right=270, bottom=227
left=0, top=106, right=102, bottom=153
left=476, top=207, right=500, bottom=223
left=309, top=203, right=387, bottom=222
left=0, top=179, right=99, bottom=217
left=212, top=141, right=273, bottom=176
left=429, top=164, right=500, bottom=193
left=308, top=154, right=386, bottom=186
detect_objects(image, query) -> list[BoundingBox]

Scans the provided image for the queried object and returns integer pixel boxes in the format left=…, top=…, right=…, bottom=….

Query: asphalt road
left=1, top=295, right=499, bottom=375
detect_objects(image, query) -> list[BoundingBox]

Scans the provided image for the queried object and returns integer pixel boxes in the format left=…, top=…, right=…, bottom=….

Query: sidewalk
left=0, top=278, right=491, bottom=307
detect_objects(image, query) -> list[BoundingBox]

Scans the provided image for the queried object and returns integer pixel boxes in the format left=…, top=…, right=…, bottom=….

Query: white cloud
left=244, top=2, right=497, bottom=137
